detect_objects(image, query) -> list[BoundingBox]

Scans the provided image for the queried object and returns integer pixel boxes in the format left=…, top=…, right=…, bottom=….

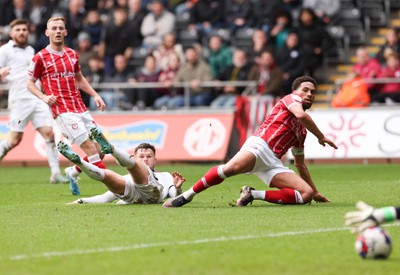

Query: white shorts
left=8, top=99, right=53, bottom=132
left=241, top=136, right=294, bottom=186
left=118, top=166, right=164, bottom=204
left=55, top=112, right=97, bottom=146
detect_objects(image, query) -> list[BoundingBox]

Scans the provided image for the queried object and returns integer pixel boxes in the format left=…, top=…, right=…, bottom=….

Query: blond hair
left=46, top=17, right=65, bottom=29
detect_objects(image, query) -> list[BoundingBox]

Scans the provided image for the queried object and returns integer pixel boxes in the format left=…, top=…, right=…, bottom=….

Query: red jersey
left=28, top=46, right=87, bottom=117
left=253, top=93, right=307, bottom=158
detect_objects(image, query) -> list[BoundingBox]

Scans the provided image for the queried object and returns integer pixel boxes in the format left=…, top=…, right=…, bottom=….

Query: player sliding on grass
left=163, top=76, right=338, bottom=208
left=345, top=201, right=400, bottom=233
left=58, top=128, right=186, bottom=205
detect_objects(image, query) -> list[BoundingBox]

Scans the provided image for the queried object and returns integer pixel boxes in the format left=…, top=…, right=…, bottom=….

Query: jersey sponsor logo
left=50, top=71, right=75, bottom=79
left=183, top=118, right=226, bottom=157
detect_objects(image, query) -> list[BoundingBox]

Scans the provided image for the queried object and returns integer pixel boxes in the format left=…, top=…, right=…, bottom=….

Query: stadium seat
left=177, top=29, right=200, bottom=49
left=175, top=11, right=191, bottom=31
left=206, top=28, right=232, bottom=45
left=129, top=47, right=149, bottom=69
left=338, top=8, right=370, bottom=45
left=231, top=28, right=255, bottom=49
left=358, top=1, right=389, bottom=27
left=325, top=25, right=350, bottom=63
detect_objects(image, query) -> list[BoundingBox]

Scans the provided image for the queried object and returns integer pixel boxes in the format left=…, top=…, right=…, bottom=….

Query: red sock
left=193, top=166, right=225, bottom=193
left=74, top=156, right=106, bottom=172
left=265, top=188, right=301, bottom=204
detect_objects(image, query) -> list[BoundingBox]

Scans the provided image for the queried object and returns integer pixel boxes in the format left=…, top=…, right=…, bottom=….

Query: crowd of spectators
left=0, top=0, right=399, bottom=109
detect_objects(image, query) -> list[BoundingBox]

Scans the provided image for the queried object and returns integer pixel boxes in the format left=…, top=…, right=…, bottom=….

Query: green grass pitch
left=0, top=163, right=399, bottom=274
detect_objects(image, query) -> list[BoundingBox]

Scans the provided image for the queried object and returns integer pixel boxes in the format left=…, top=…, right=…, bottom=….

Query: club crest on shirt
left=72, top=123, right=78, bottom=130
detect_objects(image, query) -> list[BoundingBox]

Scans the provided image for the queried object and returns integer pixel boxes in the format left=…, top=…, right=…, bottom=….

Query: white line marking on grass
left=3, top=224, right=399, bottom=261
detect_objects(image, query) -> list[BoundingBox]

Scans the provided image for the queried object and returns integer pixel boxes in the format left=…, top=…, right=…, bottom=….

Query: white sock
left=111, top=146, right=135, bottom=169
left=0, top=140, right=12, bottom=159
left=251, top=190, right=266, bottom=200
left=45, top=140, right=61, bottom=175
left=88, top=154, right=101, bottom=163
left=183, top=187, right=197, bottom=200
left=69, top=166, right=81, bottom=177
left=78, top=159, right=105, bottom=181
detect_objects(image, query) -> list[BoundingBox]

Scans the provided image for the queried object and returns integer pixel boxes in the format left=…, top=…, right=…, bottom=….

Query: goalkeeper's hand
left=345, top=201, right=382, bottom=233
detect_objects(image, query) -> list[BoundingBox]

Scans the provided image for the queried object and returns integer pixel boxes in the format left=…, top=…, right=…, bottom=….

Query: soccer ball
left=355, top=226, right=392, bottom=259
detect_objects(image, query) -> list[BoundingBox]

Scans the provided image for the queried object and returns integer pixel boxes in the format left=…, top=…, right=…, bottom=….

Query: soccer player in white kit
left=164, top=76, right=338, bottom=208
left=0, top=19, right=68, bottom=184
left=27, top=17, right=107, bottom=195
left=58, top=128, right=185, bottom=205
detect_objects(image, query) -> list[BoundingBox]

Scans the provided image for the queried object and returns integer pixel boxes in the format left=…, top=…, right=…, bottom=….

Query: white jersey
left=0, top=40, right=37, bottom=105
left=79, top=170, right=179, bottom=205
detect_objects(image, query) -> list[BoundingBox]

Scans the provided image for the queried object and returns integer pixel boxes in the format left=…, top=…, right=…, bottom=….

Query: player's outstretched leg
left=89, top=127, right=113, bottom=154
left=57, top=141, right=81, bottom=164
left=57, top=141, right=81, bottom=196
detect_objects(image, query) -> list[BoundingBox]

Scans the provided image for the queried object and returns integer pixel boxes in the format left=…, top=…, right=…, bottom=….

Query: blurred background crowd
left=0, top=0, right=399, bottom=110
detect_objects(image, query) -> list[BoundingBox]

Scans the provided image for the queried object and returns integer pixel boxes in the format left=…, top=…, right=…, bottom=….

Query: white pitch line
left=3, top=224, right=399, bottom=262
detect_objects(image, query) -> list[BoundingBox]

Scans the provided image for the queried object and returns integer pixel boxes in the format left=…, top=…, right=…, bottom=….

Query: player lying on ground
left=345, top=201, right=400, bottom=232
left=58, top=128, right=185, bottom=205
left=163, top=76, right=338, bottom=208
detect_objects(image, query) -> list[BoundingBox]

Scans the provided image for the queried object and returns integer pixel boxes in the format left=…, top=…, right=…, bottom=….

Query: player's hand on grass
left=171, top=171, right=186, bottom=189
left=313, top=192, right=331, bottom=203
left=66, top=198, right=83, bottom=205
left=345, top=201, right=379, bottom=233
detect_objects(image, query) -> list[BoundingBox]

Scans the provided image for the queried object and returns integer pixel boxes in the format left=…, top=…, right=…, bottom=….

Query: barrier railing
left=0, top=80, right=258, bottom=111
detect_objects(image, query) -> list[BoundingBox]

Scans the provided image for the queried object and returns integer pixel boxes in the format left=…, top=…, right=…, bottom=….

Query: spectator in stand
left=153, top=33, right=185, bottom=71
left=76, top=32, right=96, bottom=77
left=248, top=50, right=284, bottom=99
left=115, top=0, right=129, bottom=9
left=82, top=54, right=105, bottom=107
left=142, top=0, right=169, bottom=11
left=248, top=29, right=275, bottom=65
left=83, top=9, right=103, bottom=48
left=302, top=0, right=341, bottom=25
left=63, top=0, right=87, bottom=47
left=129, top=54, right=161, bottom=109
left=295, top=7, right=336, bottom=78
left=140, top=0, right=175, bottom=50
left=206, top=34, right=233, bottom=78
left=375, top=52, right=400, bottom=104
left=376, top=27, right=400, bottom=65
left=350, top=46, right=382, bottom=98
left=210, top=48, right=255, bottom=108
left=153, top=52, right=183, bottom=109
left=0, top=0, right=30, bottom=32
left=29, top=0, right=56, bottom=52
left=276, top=30, right=308, bottom=94
left=268, top=10, right=293, bottom=51
left=174, top=0, right=198, bottom=16
left=188, top=0, right=225, bottom=38
left=250, top=0, right=286, bottom=33
left=126, top=0, right=146, bottom=50
left=224, top=0, right=253, bottom=34
left=98, top=7, right=132, bottom=75
left=98, top=54, right=135, bottom=110
left=174, top=46, right=214, bottom=107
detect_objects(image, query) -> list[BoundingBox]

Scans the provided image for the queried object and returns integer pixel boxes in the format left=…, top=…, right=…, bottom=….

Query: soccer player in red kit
left=27, top=17, right=106, bottom=195
left=164, top=76, right=338, bottom=208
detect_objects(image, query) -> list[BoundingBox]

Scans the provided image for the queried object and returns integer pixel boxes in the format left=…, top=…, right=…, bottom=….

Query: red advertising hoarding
left=0, top=111, right=234, bottom=164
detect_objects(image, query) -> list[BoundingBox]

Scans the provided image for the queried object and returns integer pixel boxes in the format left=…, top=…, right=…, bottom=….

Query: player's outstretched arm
left=293, top=153, right=331, bottom=203
left=67, top=191, right=119, bottom=205
left=345, top=201, right=399, bottom=233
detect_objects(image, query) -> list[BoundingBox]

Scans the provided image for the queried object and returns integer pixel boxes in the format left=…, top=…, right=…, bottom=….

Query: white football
left=355, top=226, right=392, bottom=259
